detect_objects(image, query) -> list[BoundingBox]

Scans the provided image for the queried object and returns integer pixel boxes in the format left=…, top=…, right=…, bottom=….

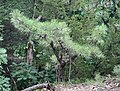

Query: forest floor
left=54, top=84, right=120, bottom=91
left=23, top=78, right=120, bottom=91
left=53, top=79, right=120, bottom=91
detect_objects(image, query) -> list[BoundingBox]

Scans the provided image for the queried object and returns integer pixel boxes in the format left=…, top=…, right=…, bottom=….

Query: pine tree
left=11, top=10, right=104, bottom=81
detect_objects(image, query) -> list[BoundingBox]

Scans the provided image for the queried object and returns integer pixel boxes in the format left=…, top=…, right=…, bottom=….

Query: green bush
left=0, top=76, right=10, bottom=91
left=85, top=73, right=104, bottom=86
left=0, top=36, right=10, bottom=91
left=10, top=61, right=56, bottom=90
left=11, top=62, right=40, bottom=90
left=38, top=62, right=56, bottom=83
left=113, top=65, right=120, bottom=76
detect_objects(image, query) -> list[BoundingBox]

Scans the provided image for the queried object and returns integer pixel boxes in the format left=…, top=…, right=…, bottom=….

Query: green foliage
left=0, top=0, right=34, bottom=19
left=0, top=76, right=10, bottom=91
left=36, top=0, right=66, bottom=19
left=85, top=73, right=104, bottom=86
left=38, top=62, right=56, bottom=83
left=0, top=25, right=7, bottom=66
left=13, top=44, right=26, bottom=58
left=34, top=44, right=56, bottom=83
left=87, top=24, right=107, bottom=45
left=113, top=65, right=120, bottom=76
left=70, top=62, right=94, bottom=83
left=0, top=0, right=120, bottom=90
left=0, top=37, right=6, bottom=66
left=10, top=62, right=39, bottom=90
left=10, top=9, right=70, bottom=39
left=65, top=0, right=120, bottom=78
left=0, top=36, right=7, bottom=74
left=0, top=36, right=10, bottom=91
left=0, top=48, right=7, bottom=66
left=11, top=10, right=104, bottom=58
left=10, top=61, right=56, bottom=90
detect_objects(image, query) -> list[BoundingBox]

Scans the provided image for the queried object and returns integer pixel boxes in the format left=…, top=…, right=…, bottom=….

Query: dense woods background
left=0, top=0, right=120, bottom=91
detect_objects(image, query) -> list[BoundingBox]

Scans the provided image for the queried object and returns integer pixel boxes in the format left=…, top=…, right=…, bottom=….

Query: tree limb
left=21, top=83, right=54, bottom=91
left=50, top=41, right=60, bottom=62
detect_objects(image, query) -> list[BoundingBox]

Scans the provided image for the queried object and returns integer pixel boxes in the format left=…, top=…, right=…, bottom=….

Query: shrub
left=113, top=65, right=120, bottom=76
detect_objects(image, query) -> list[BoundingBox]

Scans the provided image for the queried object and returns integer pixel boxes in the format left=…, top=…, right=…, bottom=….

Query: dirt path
left=54, top=79, right=120, bottom=91
left=54, top=84, right=120, bottom=91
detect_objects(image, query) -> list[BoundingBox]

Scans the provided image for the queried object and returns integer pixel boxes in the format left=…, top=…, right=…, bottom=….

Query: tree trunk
left=27, top=42, right=33, bottom=65
left=56, top=63, right=65, bottom=82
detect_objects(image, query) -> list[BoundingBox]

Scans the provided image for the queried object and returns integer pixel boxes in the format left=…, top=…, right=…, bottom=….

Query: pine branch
left=10, top=10, right=104, bottom=58
left=10, top=10, right=47, bottom=34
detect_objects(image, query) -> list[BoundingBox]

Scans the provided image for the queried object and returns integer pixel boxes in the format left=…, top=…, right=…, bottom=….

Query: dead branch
left=21, top=83, right=54, bottom=91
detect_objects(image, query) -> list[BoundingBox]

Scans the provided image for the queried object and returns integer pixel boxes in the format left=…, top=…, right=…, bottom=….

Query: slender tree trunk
left=26, top=0, right=36, bottom=65
left=32, top=0, right=36, bottom=19
left=27, top=42, right=33, bottom=65
left=68, top=58, right=71, bottom=82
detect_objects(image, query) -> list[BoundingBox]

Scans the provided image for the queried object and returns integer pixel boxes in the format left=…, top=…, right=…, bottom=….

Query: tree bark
left=50, top=41, right=78, bottom=82
left=56, top=63, right=65, bottom=82
left=50, top=41, right=66, bottom=82
left=27, top=42, right=33, bottom=65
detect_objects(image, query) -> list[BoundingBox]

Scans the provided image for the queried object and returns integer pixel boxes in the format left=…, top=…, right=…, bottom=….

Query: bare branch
left=36, top=15, right=42, bottom=21
left=21, top=83, right=54, bottom=91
